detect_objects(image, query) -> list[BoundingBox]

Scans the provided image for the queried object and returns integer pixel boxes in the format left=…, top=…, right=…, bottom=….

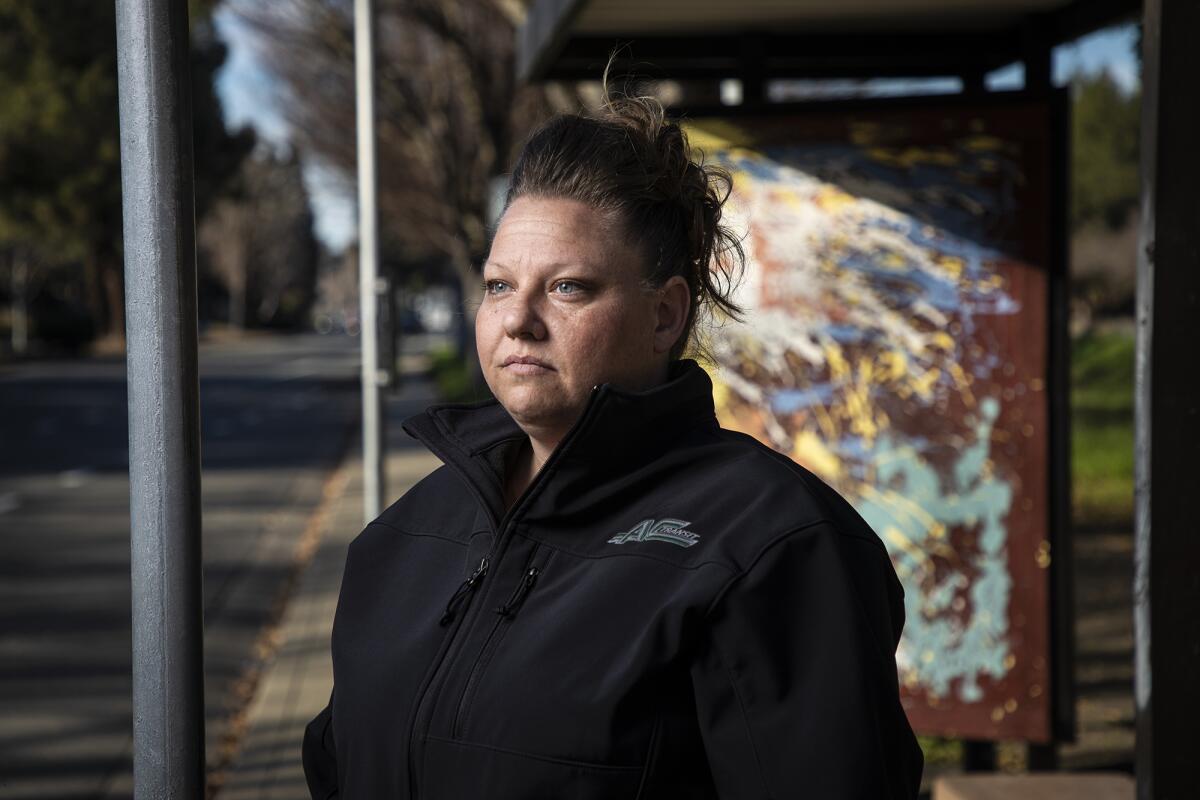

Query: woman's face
left=476, top=195, right=688, bottom=438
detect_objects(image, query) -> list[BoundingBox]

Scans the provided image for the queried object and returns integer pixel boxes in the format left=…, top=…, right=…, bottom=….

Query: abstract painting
left=687, top=98, right=1061, bottom=741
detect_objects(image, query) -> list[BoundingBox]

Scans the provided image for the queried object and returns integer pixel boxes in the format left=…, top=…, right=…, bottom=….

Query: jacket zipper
left=407, top=384, right=605, bottom=800
left=450, top=559, right=542, bottom=739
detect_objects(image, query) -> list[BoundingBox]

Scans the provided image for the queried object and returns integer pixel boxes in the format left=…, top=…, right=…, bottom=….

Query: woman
left=303, top=88, right=924, bottom=799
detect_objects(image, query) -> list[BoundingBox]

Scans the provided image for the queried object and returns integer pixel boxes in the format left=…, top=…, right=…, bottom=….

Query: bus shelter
left=513, top=2, right=1197, bottom=798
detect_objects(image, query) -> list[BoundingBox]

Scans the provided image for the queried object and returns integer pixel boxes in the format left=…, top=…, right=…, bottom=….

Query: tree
left=1071, top=69, right=1140, bottom=231
left=0, top=2, right=123, bottom=341
left=0, top=0, right=254, bottom=344
left=232, top=0, right=566, bottom=358
left=198, top=149, right=320, bottom=329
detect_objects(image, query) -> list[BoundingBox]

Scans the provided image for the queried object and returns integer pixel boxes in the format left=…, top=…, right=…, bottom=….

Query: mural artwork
left=687, top=99, right=1060, bottom=741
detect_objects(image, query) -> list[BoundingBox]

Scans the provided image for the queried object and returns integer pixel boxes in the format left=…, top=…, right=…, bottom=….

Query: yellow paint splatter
left=929, top=331, right=955, bottom=352
left=947, top=362, right=977, bottom=407
left=964, top=135, right=1006, bottom=152
left=814, top=185, right=856, bottom=213
left=910, top=367, right=940, bottom=400
left=938, top=255, right=965, bottom=279
left=884, top=525, right=935, bottom=576
left=875, top=350, right=908, bottom=383
left=792, top=430, right=844, bottom=483
left=1035, top=540, right=1051, bottom=569
left=824, top=342, right=850, bottom=382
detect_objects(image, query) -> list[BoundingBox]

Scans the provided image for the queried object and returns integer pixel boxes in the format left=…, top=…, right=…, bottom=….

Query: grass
left=1070, top=329, right=1135, bottom=524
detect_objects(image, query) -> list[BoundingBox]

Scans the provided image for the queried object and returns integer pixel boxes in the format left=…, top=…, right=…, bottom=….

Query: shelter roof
left=517, top=0, right=1140, bottom=82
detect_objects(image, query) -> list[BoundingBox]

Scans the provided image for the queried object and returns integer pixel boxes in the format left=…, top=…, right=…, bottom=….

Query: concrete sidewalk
left=213, top=385, right=441, bottom=800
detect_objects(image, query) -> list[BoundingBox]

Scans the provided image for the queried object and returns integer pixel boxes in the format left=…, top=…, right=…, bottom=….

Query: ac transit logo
left=608, top=518, right=700, bottom=549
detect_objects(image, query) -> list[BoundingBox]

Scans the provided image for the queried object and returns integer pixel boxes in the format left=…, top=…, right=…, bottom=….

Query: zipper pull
left=440, top=556, right=489, bottom=626
left=495, top=566, right=539, bottom=618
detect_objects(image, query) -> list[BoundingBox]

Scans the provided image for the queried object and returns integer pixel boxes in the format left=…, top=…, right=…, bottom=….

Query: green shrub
left=428, top=345, right=490, bottom=404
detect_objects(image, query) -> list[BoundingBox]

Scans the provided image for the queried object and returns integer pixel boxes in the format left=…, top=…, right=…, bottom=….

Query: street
left=0, top=333, right=364, bottom=799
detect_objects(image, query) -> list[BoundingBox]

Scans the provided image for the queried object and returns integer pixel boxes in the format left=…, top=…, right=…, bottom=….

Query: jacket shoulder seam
left=704, top=520, right=901, bottom=673
left=367, top=518, right=489, bottom=546
left=703, top=518, right=833, bottom=617
left=727, top=437, right=895, bottom=559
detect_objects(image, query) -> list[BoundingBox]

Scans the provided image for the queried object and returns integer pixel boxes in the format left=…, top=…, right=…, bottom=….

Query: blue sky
left=992, top=22, right=1140, bottom=91
left=212, top=10, right=356, bottom=252
left=214, top=10, right=1141, bottom=253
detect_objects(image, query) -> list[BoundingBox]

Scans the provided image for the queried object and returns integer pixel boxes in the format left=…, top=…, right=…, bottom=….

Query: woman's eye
left=553, top=281, right=583, bottom=296
left=483, top=280, right=510, bottom=295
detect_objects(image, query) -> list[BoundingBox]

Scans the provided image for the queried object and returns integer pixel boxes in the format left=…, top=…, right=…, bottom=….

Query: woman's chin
left=499, top=391, right=581, bottom=433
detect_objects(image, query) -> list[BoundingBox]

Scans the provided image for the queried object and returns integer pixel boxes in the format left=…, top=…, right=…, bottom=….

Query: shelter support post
left=1021, top=16, right=1052, bottom=92
left=738, top=34, right=767, bottom=106
left=114, top=0, right=206, bottom=795
left=356, top=0, right=386, bottom=522
left=1134, top=1, right=1200, bottom=799
left=961, top=741, right=996, bottom=772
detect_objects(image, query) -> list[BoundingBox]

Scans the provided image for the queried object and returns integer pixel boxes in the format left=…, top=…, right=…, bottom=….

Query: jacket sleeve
left=689, top=520, right=924, bottom=799
left=302, top=688, right=339, bottom=799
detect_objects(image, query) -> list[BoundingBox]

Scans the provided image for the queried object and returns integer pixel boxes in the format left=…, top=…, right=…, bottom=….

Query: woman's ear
left=652, top=275, right=691, bottom=355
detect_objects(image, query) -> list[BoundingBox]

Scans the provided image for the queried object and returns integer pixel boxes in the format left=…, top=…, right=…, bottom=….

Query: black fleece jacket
left=302, top=358, right=923, bottom=799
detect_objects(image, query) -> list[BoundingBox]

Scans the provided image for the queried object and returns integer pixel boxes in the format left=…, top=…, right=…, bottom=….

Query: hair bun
left=502, top=68, right=745, bottom=361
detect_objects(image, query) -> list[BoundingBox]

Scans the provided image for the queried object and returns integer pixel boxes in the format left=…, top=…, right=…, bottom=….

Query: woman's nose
left=501, top=292, right=547, bottom=340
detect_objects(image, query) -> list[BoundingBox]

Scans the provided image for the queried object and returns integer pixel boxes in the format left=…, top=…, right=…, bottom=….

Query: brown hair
left=500, top=76, right=745, bottom=362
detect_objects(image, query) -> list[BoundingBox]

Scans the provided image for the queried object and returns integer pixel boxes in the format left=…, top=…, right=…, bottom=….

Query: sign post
left=115, top=0, right=206, bottom=794
left=356, top=0, right=386, bottom=522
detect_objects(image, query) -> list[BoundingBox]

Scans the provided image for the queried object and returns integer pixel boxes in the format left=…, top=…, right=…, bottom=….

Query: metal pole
left=356, top=0, right=386, bottom=522
left=114, top=0, right=206, bottom=796
left=1135, top=2, right=1200, bottom=798
left=1132, top=4, right=1157, bottom=793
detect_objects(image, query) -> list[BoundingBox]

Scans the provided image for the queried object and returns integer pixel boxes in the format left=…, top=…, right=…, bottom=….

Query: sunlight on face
left=476, top=195, right=666, bottom=438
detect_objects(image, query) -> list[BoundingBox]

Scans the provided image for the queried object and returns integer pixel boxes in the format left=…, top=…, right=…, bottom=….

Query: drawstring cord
left=439, top=556, right=489, bottom=626
left=495, top=566, right=540, bottom=617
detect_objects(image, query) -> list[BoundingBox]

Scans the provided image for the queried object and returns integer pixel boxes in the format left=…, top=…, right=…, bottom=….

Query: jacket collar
left=401, top=359, right=719, bottom=528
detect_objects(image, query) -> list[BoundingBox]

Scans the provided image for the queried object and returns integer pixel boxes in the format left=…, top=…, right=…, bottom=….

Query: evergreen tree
left=0, top=0, right=253, bottom=342
left=1071, top=69, right=1141, bottom=231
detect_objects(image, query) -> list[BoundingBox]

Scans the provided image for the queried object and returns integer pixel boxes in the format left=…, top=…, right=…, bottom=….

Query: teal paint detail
left=856, top=397, right=1013, bottom=702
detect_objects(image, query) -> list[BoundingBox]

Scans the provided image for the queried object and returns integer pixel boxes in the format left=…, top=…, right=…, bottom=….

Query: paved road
left=0, top=334, right=365, bottom=799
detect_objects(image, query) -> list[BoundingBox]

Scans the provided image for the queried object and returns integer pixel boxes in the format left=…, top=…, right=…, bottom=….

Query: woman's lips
left=502, top=357, right=554, bottom=375
left=504, top=361, right=553, bottom=375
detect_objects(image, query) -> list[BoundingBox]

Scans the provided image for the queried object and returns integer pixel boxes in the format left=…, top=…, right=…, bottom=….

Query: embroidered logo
left=608, top=518, right=700, bottom=549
